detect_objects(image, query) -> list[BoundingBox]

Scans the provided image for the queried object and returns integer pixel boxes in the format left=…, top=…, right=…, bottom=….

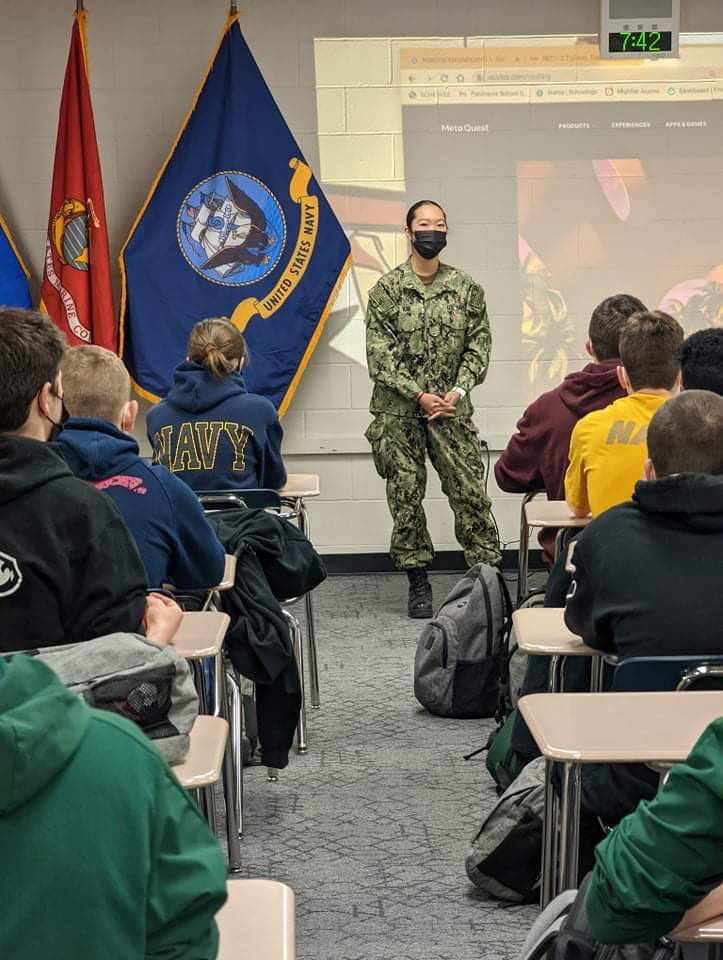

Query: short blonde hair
left=61, top=346, right=131, bottom=424
left=187, top=317, right=249, bottom=380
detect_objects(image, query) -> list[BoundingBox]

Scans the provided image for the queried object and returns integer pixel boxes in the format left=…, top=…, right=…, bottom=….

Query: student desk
left=519, top=691, right=723, bottom=906
left=175, top=612, right=241, bottom=873
left=517, top=494, right=591, bottom=606
left=175, top=715, right=228, bottom=790
left=513, top=607, right=606, bottom=905
left=218, top=879, right=296, bottom=960
left=175, top=610, right=229, bottom=662
left=200, top=554, right=237, bottom=611
left=279, top=474, right=321, bottom=709
left=675, top=914, right=723, bottom=949
left=512, top=607, right=605, bottom=693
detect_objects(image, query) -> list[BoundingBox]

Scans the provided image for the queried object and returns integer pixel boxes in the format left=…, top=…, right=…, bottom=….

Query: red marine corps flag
left=41, top=7, right=115, bottom=350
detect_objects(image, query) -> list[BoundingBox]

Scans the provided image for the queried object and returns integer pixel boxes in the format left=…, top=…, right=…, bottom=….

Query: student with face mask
left=0, top=308, right=148, bottom=652
left=147, top=317, right=286, bottom=493
left=365, top=200, right=500, bottom=618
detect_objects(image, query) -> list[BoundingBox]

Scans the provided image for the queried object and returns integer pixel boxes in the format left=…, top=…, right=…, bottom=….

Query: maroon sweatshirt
left=495, top=359, right=625, bottom=566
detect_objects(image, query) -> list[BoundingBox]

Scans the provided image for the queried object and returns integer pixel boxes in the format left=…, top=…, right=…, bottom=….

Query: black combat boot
left=407, top=568, right=433, bottom=619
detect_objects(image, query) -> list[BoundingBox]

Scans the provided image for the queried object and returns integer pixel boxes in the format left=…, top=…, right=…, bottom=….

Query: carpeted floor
left=233, top=573, right=538, bottom=960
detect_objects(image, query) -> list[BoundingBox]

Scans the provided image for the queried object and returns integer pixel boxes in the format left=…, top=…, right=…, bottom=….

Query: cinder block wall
left=0, top=0, right=718, bottom=558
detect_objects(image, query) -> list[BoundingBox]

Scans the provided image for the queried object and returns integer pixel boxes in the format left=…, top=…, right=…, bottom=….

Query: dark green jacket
left=586, top=716, right=723, bottom=944
left=0, top=655, right=227, bottom=959
left=365, top=259, right=490, bottom=417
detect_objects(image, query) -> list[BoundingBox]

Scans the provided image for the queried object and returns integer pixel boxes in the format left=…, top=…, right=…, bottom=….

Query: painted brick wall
left=0, top=0, right=719, bottom=556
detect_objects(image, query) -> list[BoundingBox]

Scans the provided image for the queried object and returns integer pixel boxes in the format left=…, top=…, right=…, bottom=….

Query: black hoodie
left=564, top=472, right=723, bottom=823
left=0, top=435, right=147, bottom=652
left=565, top=472, right=723, bottom=660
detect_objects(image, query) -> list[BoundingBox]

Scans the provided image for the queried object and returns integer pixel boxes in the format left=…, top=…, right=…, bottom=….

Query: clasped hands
left=417, top=390, right=460, bottom=421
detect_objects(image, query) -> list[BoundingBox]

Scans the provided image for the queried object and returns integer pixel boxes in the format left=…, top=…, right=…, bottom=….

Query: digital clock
left=600, top=0, right=679, bottom=59
left=608, top=30, right=673, bottom=53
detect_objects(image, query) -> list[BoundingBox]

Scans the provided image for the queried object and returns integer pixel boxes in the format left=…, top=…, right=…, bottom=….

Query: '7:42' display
left=608, top=31, right=673, bottom=54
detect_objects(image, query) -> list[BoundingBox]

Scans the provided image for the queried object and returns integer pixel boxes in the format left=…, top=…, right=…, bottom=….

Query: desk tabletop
left=174, top=715, right=228, bottom=789
left=525, top=499, right=591, bottom=529
left=215, top=554, right=236, bottom=591
left=519, top=691, right=723, bottom=763
left=217, top=880, right=296, bottom=960
left=279, top=474, right=320, bottom=499
left=675, top=914, right=723, bottom=943
left=513, top=607, right=597, bottom=657
left=174, top=611, right=229, bottom=659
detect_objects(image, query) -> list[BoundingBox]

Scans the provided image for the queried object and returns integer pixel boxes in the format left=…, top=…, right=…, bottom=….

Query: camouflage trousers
left=365, top=413, right=501, bottom=570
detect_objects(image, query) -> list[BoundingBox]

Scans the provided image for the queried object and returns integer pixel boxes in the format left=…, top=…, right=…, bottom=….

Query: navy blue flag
left=119, top=14, right=350, bottom=412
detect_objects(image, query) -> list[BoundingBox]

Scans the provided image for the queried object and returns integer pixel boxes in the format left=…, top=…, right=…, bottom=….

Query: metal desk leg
left=284, top=610, right=307, bottom=754
left=192, top=661, right=210, bottom=716
left=517, top=495, right=532, bottom=607
left=298, top=500, right=321, bottom=709
left=219, top=666, right=242, bottom=872
left=590, top=656, right=604, bottom=693
left=553, top=527, right=567, bottom=563
left=225, top=667, right=244, bottom=838
left=558, top=763, right=582, bottom=892
left=540, top=654, right=563, bottom=905
left=548, top=655, right=562, bottom=694
left=541, top=758, right=559, bottom=907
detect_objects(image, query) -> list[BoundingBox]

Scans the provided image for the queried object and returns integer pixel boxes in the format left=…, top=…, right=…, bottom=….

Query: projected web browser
left=314, top=33, right=723, bottom=401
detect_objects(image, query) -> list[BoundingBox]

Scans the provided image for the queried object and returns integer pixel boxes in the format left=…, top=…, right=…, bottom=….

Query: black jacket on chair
left=209, top=509, right=326, bottom=769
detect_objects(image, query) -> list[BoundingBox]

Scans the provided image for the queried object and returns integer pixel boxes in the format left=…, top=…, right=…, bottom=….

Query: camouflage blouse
left=365, top=259, right=491, bottom=417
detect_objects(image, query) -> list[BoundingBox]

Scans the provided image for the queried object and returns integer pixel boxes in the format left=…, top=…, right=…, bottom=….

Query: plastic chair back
left=612, top=655, right=723, bottom=693
left=197, top=488, right=282, bottom=512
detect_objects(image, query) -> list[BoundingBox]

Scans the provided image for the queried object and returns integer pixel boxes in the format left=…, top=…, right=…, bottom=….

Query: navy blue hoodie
left=146, top=362, right=286, bottom=493
left=58, top=418, right=225, bottom=590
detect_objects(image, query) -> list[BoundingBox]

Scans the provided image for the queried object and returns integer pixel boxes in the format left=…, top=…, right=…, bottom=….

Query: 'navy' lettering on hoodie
left=152, top=426, right=173, bottom=468
left=223, top=422, right=253, bottom=470
left=155, top=421, right=254, bottom=474
left=606, top=420, right=648, bottom=446
left=173, top=423, right=202, bottom=471
left=194, top=421, right=224, bottom=470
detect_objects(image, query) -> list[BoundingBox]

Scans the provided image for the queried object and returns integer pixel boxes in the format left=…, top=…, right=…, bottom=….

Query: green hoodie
left=0, top=655, right=227, bottom=959
left=586, top=716, right=723, bottom=943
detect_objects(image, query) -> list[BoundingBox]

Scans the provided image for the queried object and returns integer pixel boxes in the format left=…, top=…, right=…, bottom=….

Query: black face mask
left=412, top=230, right=447, bottom=260
left=47, top=393, right=70, bottom=442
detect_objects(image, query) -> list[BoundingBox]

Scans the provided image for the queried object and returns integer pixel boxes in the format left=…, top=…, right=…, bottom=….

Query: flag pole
left=230, top=1, right=238, bottom=12
left=76, top=0, right=84, bottom=10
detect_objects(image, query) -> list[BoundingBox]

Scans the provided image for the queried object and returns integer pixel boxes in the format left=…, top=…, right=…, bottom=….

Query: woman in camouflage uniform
left=365, top=201, right=501, bottom=618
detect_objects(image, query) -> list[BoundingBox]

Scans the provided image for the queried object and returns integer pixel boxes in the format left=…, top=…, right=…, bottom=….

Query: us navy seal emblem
left=177, top=172, right=286, bottom=286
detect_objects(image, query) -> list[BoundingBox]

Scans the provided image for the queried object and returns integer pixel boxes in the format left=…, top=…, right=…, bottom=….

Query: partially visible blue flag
left=119, top=13, right=351, bottom=413
left=0, top=212, right=31, bottom=308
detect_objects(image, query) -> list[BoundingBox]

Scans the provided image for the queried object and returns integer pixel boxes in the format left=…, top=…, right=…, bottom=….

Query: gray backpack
left=466, top=756, right=545, bottom=903
left=17, top=633, right=199, bottom=766
left=518, top=873, right=675, bottom=960
left=414, top=563, right=512, bottom=718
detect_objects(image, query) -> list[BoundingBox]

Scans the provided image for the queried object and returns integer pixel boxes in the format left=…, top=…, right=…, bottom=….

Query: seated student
left=495, top=294, right=645, bottom=566
left=510, top=312, right=685, bottom=767
left=0, top=308, right=147, bottom=652
left=680, top=326, right=723, bottom=394
left=565, top=389, right=723, bottom=824
left=564, top=310, right=684, bottom=519
left=0, top=652, right=227, bottom=959
left=586, top=717, right=723, bottom=945
left=59, top=345, right=225, bottom=591
left=147, top=317, right=287, bottom=492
